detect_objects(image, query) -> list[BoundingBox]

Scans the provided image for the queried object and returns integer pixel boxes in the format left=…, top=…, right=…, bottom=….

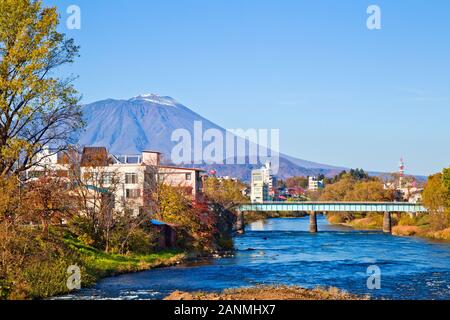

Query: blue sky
left=45, top=0, right=450, bottom=175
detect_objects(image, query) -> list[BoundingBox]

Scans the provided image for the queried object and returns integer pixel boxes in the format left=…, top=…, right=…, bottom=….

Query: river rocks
left=164, top=285, right=369, bottom=300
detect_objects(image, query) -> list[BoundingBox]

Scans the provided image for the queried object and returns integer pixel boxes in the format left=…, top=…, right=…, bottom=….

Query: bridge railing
left=237, top=201, right=427, bottom=213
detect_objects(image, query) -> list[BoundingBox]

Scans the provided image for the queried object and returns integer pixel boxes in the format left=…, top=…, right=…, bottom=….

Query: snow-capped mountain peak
left=78, top=95, right=346, bottom=180
left=130, top=93, right=178, bottom=107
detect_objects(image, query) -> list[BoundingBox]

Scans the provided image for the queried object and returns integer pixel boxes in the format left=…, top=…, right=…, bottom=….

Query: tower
left=398, top=157, right=405, bottom=188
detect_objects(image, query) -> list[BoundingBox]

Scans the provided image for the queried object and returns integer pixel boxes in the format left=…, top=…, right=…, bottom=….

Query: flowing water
left=60, top=216, right=450, bottom=300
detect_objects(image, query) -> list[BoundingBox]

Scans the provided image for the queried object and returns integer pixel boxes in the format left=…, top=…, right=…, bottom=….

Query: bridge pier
left=236, top=210, right=245, bottom=234
left=383, top=211, right=392, bottom=234
left=309, top=211, right=318, bottom=233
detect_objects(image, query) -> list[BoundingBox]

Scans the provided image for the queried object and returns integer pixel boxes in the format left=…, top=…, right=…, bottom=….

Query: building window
left=103, top=173, right=113, bottom=185
left=126, top=189, right=141, bottom=199
left=185, top=173, right=192, bottom=181
left=125, top=173, right=138, bottom=184
left=253, top=175, right=262, bottom=182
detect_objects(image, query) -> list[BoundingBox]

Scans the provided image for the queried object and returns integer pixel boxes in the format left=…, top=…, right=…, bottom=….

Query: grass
left=326, top=212, right=450, bottom=242
left=346, top=214, right=384, bottom=230
left=393, top=225, right=450, bottom=242
left=326, top=212, right=383, bottom=230
left=2, top=233, right=187, bottom=300
left=63, top=235, right=186, bottom=288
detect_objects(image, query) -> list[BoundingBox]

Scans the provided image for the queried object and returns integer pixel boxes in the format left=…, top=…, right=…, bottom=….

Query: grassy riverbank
left=0, top=231, right=186, bottom=300
left=65, top=236, right=186, bottom=286
left=326, top=213, right=450, bottom=242
left=165, top=285, right=368, bottom=300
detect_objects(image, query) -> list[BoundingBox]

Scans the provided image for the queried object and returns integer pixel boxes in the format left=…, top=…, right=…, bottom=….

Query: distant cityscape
left=248, top=158, right=423, bottom=204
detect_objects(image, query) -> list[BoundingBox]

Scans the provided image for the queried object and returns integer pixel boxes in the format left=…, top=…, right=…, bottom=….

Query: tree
left=151, top=183, right=217, bottom=250
left=423, top=171, right=449, bottom=230
left=285, top=176, right=308, bottom=189
left=344, top=180, right=394, bottom=202
left=22, top=175, right=76, bottom=236
left=152, top=183, right=192, bottom=226
left=0, top=0, right=83, bottom=177
left=320, top=174, right=393, bottom=202
left=423, top=173, right=446, bottom=212
left=69, top=152, right=133, bottom=252
left=319, top=174, right=355, bottom=201
left=349, top=169, right=370, bottom=181
left=0, top=176, right=22, bottom=225
left=203, top=177, right=248, bottom=210
left=443, top=168, right=450, bottom=208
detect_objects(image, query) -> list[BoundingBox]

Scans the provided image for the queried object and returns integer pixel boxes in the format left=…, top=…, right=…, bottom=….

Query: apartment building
left=308, top=176, right=324, bottom=191
left=250, top=162, right=276, bottom=203
left=26, top=147, right=205, bottom=216
left=25, top=147, right=76, bottom=180
left=250, top=169, right=268, bottom=203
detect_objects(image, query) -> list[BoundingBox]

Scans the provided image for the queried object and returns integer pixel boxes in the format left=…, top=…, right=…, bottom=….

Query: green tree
left=0, top=0, right=83, bottom=177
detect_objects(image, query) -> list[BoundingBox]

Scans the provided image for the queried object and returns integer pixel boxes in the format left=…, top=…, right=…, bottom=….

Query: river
left=60, top=215, right=450, bottom=300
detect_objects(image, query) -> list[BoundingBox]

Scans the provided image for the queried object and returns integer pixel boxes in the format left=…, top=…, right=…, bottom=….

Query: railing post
left=310, top=211, right=318, bottom=233
left=236, top=210, right=245, bottom=235
left=383, top=211, right=392, bottom=234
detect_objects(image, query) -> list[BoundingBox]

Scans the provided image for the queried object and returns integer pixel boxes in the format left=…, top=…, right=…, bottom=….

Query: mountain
left=78, top=94, right=347, bottom=180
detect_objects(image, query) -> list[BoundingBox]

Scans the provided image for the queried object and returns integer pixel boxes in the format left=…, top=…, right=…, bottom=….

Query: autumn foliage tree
left=423, top=170, right=450, bottom=231
left=203, top=177, right=248, bottom=210
left=344, top=180, right=394, bottom=202
left=150, top=182, right=227, bottom=251
left=285, top=176, right=309, bottom=189
left=319, top=173, right=393, bottom=202
left=320, top=173, right=394, bottom=224
left=22, top=175, right=76, bottom=236
left=0, top=0, right=83, bottom=177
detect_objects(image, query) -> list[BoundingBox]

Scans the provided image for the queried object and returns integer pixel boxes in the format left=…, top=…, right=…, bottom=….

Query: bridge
left=236, top=202, right=427, bottom=234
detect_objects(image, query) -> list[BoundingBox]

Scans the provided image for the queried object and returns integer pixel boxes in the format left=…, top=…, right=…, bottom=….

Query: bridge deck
left=238, top=202, right=427, bottom=213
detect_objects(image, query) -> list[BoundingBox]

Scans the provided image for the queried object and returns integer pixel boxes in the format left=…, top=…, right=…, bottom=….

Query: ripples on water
left=61, top=216, right=450, bottom=300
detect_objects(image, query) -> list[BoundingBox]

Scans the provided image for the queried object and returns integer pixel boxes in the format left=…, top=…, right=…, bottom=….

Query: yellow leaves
left=344, top=180, right=393, bottom=202
left=1, top=138, right=31, bottom=160
left=0, top=176, right=20, bottom=220
left=320, top=176, right=393, bottom=202
left=0, top=95, right=7, bottom=112
left=158, top=184, right=187, bottom=216
left=1, top=0, right=60, bottom=82
left=0, top=0, right=82, bottom=177
left=203, top=177, right=247, bottom=208
left=423, top=173, right=447, bottom=212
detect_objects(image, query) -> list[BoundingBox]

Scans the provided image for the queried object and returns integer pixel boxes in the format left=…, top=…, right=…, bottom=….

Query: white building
left=308, top=176, right=324, bottom=191
left=25, top=146, right=76, bottom=180
left=250, top=162, right=276, bottom=203
left=26, top=147, right=205, bottom=217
